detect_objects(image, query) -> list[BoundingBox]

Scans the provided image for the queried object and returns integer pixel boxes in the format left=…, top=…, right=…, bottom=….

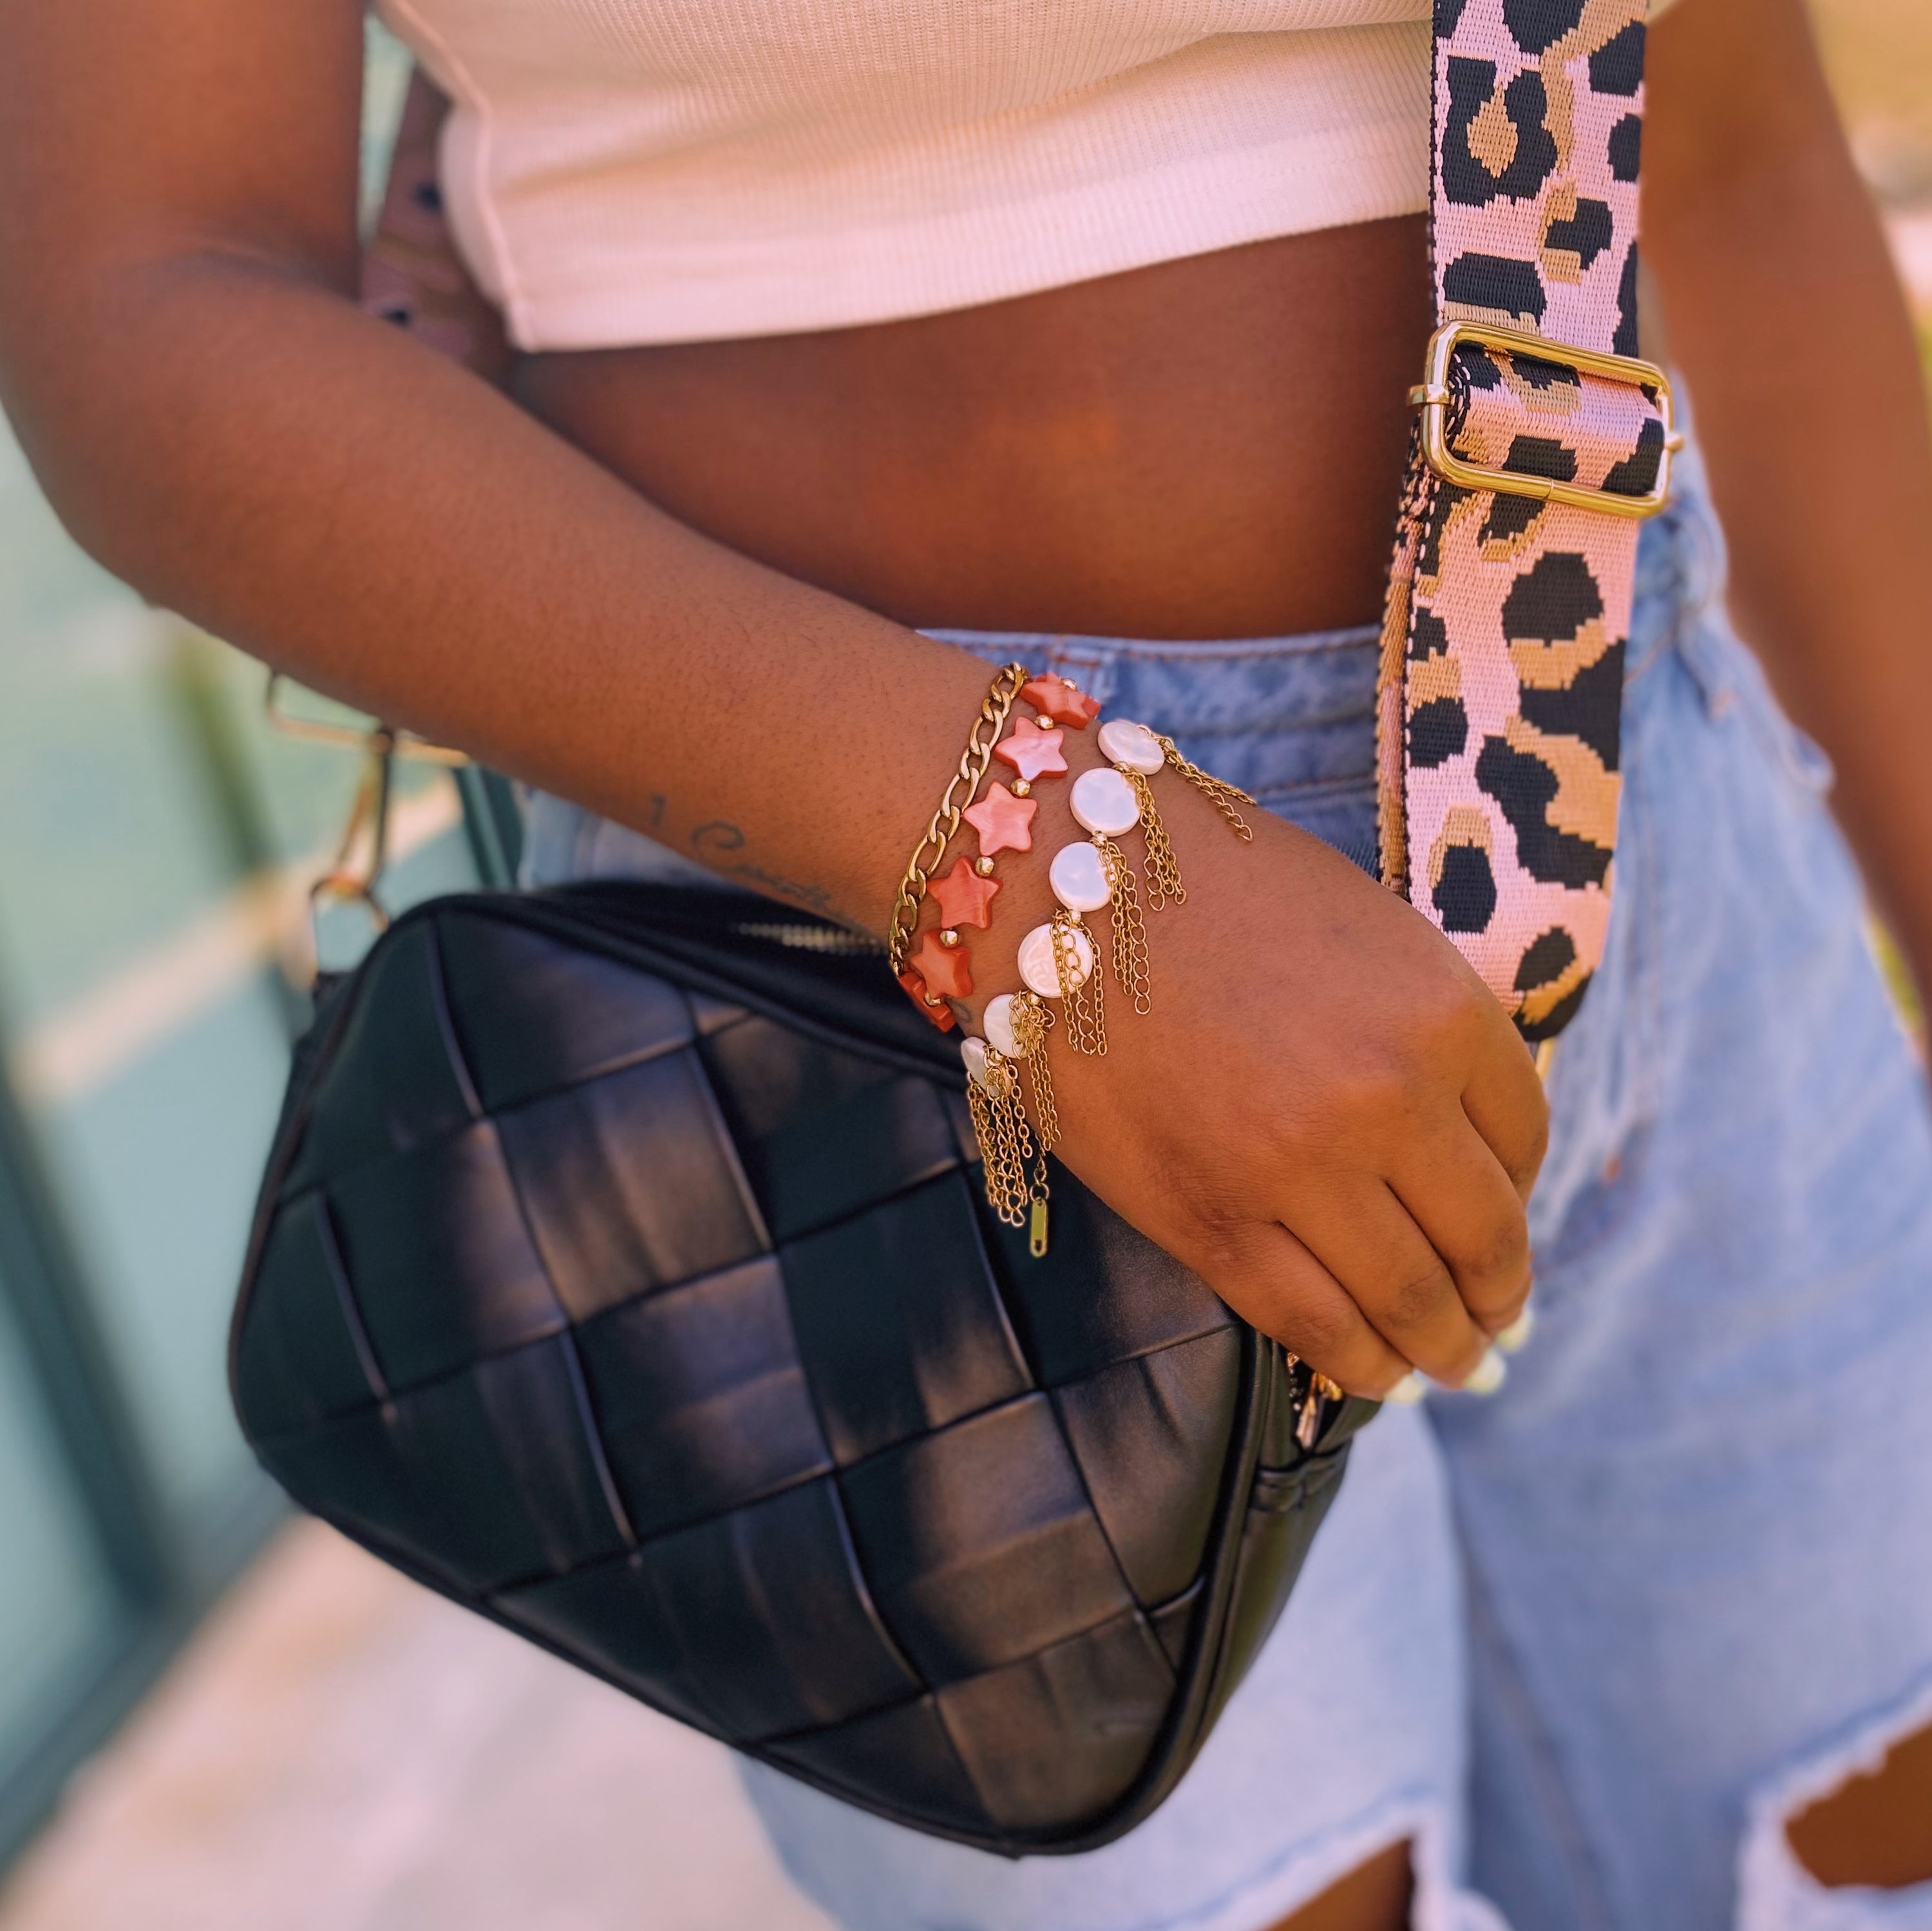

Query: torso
left=388, top=0, right=1437, bottom=636
left=513, top=216, right=1431, bottom=640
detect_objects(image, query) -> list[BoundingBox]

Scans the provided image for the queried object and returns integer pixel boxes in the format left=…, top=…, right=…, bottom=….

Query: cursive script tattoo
left=732, top=862, right=839, bottom=916
left=689, top=819, right=747, bottom=855
left=689, top=818, right=846, bottom=921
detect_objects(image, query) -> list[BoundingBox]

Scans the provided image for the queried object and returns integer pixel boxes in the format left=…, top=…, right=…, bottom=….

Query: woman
left=1, top=0, right=1929, bottom=1921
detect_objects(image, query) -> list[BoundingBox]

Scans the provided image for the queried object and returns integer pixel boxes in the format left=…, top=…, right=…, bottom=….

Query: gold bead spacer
left=940, top=928, right=961, bottom=948
left=1011, top=779, right=1031, bottom=798
left=975, top=856, right=996, bottom=876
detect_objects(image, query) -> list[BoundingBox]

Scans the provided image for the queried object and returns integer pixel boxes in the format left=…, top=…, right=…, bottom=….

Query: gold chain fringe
left=1010, top=994, right=1060, bottom=1152
left=1159, top=735, right=1256, bottom=842
left=938, top=705, right=1260, bottom=1256
left=966, top=1051, right=1036, bottom=1228
left=1094, top=836, right=1151, bottom=1014
left=1052, top=912, right=1108, bottom=1055
left=1124, top=769, right=1186, bottom=910
left=1010, top=995, right=1057, bottom=1256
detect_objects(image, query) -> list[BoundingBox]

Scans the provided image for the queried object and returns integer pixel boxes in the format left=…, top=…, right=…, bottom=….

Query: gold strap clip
left=263, top=673, right=471, bottom=963
left=1412, top=319, right=1681, bottom=520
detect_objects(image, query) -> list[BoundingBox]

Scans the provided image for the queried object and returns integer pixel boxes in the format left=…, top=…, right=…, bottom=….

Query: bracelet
left=947, top=702, right=1258, bottom=1256
left=886, top=662, right=1027, bottom=1018
left=999, top=718, right=1256, bottom=1056
left=967, top=986, right=1061, bottom=1255
left=889, top=668, right=1099, bottom=1027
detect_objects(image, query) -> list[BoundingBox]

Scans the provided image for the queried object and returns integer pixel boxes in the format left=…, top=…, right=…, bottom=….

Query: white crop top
left=375, top=0, right=1666, bottom=352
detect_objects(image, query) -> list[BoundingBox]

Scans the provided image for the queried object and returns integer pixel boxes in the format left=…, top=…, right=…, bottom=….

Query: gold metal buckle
left=263, top=673, right=470, bottom=957
left=1410, top=320, right=1680, bottom=520
left=263, top=672, right=469, bottom=767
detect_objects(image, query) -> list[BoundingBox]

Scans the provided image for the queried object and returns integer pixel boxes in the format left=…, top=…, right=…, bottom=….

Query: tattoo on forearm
left=730, top=862, right=839, bottom=917
left=690, top=820, right=746, bottom=856
left=689, top=818, right=844, bottom=921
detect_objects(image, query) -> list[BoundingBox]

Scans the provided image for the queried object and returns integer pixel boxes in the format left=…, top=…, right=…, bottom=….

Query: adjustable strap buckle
left=1409, top=320, right=1680, bottom=520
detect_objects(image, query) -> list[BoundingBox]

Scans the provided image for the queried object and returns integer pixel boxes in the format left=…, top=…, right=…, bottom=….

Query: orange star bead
left=931, top=854, right=1001, bottom=930
left=911, top=928, right=974, bottom=1001
left=962, top=781, right=1037, bottom=857
left=994, top=717, right=1068, bottom=783
left=898, top=969, right=958, bottom=1031
left=1021, top=674, right=1101, bottom=729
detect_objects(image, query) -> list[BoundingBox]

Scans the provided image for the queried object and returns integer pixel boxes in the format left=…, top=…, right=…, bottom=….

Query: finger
left=1188, top=1218, right=1412, bottom=1399
left=1287, top=1179, right=1492, bottom=1386
left=1389, top=1116, right=1533, bottom=1334
left=1458, top=1016, right=1550, bottom=1203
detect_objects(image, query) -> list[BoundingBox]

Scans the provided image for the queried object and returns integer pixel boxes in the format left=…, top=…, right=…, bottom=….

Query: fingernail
left=1496, top=1303, right=1536, bottom=1355
left=1384, top=1371, right=1426, bottom=1406
left=1463, top=1347, right=1508, bottom=1397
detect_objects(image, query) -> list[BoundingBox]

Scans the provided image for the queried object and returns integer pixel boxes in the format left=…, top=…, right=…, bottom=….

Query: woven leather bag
left=231, top=883, right=1374, bottom=1854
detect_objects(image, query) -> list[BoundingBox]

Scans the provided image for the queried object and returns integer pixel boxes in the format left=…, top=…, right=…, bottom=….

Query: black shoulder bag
left=231, top=883, right=1370, bottom=1854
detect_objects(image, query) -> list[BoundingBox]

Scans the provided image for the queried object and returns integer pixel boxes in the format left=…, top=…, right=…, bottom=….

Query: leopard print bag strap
left=1378, top=0, right=1676, bottom=1041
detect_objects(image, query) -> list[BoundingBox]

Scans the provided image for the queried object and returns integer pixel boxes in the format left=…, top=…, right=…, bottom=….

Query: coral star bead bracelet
left=891, top=667, right=1096, bottom=1028
left=892, top=666, right=1258, bottom=1252
left=887, top=662, right=1031, bottom=1026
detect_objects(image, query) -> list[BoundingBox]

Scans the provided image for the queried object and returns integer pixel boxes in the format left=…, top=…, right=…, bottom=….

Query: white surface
left=983, top=994, right=1020, bottom=1059
left=1070, top=769, right=1141, bottom=840
left=1097, top=721, right=1166, bottom=776
left=377, top=0, right=1432, bottom=348
left=0, top=1521, right=835, bottom=1931
left=1050, top=841, right=1113, bottom=914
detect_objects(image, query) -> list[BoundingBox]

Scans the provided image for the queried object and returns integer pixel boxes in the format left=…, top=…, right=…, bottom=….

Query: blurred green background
left=0, top=24, right=488, bottom=1870
left=0, top=0, right=1925, bottom=1887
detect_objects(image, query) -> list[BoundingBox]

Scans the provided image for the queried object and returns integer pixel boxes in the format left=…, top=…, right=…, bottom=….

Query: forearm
left=1, top=247, right=990, bottom=928
left=1645, top=0, right=1932, bottom=980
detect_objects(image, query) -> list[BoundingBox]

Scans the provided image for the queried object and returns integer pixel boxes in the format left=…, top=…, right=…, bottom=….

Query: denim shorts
left=522, top=442, right=1932, bottom=1930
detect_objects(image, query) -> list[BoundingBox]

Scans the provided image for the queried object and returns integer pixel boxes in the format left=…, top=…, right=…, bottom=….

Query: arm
left=0, top=0, right=991, bottom=929
left=0, top=0, right=1544, bottom=1395
left=1644, top=0, right=1932, bottom=1001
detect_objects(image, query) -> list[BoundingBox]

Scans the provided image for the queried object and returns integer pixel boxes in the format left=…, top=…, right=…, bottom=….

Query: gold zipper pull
left=1296, top=1371, right=1345, bottom=1449
left=1296, top=1389, right=1322, bottom=1450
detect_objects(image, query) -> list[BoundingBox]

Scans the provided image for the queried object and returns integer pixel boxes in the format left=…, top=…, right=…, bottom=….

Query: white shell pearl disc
left=1018, top=921, right=1095, bottom=997
left=1049, top=840, right=1112, bottom=913
left=983, top=994, right=1020, bottom=1060
left=1098, top=719, right=1164, bottom=775
left=960, top=1036, right=989, bottom=1086
left=1070, top=767, right=1141, bottom=839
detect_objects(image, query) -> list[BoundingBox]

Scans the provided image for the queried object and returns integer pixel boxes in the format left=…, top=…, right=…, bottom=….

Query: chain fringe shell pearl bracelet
left=890, top=667, right=1257, bottom=1256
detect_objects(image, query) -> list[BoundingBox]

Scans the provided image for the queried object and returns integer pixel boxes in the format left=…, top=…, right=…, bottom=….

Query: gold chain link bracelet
left=885, top=662, right=1030, bottom=977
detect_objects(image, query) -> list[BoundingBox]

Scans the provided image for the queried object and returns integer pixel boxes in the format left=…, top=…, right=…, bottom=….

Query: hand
left=961, top=746, right=1548, bottom=1397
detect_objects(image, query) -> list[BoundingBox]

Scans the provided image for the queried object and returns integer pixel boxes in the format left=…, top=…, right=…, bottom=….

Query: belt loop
left=1660, top=455, right=1740, bottom=721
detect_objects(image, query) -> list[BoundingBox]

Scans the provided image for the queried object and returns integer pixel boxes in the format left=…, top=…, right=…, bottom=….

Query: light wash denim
left=522, top=445, right=1932, bottom=1930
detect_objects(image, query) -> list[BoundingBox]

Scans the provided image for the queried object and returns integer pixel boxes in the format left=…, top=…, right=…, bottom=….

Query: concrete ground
left=0, top=1521, right=835, bottom=1931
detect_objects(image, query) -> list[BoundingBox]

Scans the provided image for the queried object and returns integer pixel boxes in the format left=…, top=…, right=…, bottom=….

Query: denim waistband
left=521, top=460, right=1720, bottom=895
left=922, top=621, right=1385, bottom=873
left=520, top=621, right=1388, bottom=889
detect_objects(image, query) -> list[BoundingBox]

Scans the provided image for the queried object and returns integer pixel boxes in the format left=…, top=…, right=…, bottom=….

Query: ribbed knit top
left=378, top=1, right=1508, bottom=349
